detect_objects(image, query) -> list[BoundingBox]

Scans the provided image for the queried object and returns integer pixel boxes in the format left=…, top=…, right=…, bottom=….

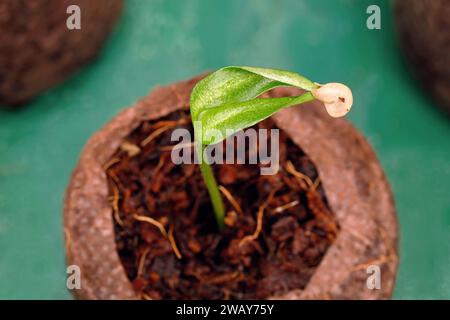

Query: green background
left=0, top=0, right=449, bottom=299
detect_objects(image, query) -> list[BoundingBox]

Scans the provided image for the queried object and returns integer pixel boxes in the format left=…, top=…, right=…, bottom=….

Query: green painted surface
left=0, top=0, right=449, bottom=299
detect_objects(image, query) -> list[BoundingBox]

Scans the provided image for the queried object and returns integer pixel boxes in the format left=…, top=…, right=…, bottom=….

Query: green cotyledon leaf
left=198, top=93, right=315, bottom=145
left=189, top=66, right=319, bottom=145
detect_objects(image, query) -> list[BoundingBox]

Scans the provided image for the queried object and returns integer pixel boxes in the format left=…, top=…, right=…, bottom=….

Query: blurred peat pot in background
left=64, top=75, right=399, bottom=300
left=0, top=0, right=123, bottom=107
left=395, top=0, right=450, bottom=115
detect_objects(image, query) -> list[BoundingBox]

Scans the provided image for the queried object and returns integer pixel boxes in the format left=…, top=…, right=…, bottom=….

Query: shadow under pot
left=64, top=74, right=398, bottom=300
left=394, top=0, right=450, bottom=115
left=0, top=0, right=123, bottom=107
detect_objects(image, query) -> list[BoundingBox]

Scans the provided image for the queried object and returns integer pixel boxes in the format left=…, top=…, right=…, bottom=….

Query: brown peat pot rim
left=394, top=0, right=450, bottom=115
left=64, top=74, right=398, bottom=300
left=0, top=0, right=123, bottom=106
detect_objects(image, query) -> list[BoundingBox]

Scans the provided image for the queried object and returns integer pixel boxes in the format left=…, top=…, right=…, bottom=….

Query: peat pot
left=0, top=0, right=123, bottom=106
left=64, top=75, right=398, bottom=300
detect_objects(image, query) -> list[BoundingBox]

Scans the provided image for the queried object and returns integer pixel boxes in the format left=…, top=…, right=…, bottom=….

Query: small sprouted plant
left=190, top=66, right=353, bottom=230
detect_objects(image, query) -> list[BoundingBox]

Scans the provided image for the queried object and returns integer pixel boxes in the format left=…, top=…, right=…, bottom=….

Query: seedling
left=190, top=66, right=353, bottom=230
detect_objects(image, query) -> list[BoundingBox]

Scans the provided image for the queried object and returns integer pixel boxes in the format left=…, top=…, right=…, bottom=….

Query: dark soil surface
left=106, top=110, right=339, bottom=299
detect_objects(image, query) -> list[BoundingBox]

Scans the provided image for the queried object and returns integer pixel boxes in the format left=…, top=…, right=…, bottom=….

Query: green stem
left=198, top=145, right=225, bottom=230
